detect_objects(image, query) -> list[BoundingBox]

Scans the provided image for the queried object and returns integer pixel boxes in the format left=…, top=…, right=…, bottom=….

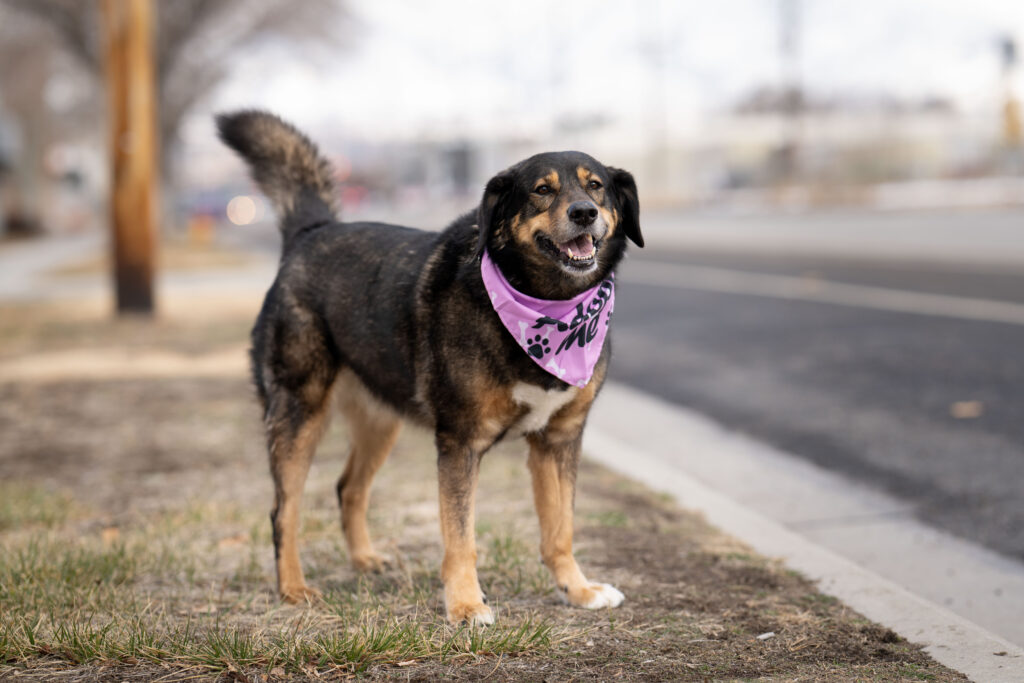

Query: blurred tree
left=0, top=9, right=97, bottom=238
left=0, top=0, right=344, bottom=228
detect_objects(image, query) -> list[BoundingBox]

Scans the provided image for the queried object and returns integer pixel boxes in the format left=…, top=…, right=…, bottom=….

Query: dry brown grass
left=46, top=238, right=257, bottom=278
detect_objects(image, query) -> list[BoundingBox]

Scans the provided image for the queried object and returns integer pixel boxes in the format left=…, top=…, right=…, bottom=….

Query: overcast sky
left=205, top=0, right=1024, bottom=142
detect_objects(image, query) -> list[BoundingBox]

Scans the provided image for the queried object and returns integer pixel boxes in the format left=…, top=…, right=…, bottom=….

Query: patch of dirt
left=46, top=239, right=258, bottom=278
left=0, top=305, right=254, bottom=360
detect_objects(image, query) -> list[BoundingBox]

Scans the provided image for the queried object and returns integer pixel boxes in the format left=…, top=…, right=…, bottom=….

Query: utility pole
left=102, top=0, right=158, bottom=314
left=778, top=0, right=802, bottom=183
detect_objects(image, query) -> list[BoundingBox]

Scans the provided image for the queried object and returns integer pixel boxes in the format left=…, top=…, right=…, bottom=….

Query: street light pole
left=102, top=0, right=158, bottom=314
left=1000, top=37, right=1021, bottom=155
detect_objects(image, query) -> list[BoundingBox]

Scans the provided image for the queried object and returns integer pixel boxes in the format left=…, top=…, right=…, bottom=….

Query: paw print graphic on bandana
left=527, top=335, right=551, bottom=359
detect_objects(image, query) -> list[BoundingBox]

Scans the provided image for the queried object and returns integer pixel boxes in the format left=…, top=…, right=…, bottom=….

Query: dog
left=217, top=110, right=643, bottom=625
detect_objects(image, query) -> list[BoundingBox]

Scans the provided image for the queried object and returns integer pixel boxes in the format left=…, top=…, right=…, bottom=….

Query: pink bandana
left=480, top=251, right=614, bottom=388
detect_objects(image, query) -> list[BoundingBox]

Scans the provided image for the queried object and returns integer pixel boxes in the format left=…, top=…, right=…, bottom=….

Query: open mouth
left=537, top=233, right=599, bottom=271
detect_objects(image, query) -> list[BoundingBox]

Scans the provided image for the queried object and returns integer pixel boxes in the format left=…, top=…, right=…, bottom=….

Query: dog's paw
left=446, top=601, right=494, bottom=627
left=351, top=551, right=391, bottom=573
left=562, top=582, right=625, bottom=610
left=280, top=584, right=322, bottom=605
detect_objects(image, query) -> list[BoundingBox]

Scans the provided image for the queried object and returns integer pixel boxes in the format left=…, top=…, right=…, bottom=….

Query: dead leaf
left=218, top=533, right=248, bottom=549
left=101, top=527, right=120, bottom=545
left=950, top=401, right=984, bottom=419
left=189, top=604, right=219, bottom=615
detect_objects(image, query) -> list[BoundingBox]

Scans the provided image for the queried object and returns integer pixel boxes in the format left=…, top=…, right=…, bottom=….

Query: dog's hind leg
left=257, top=310, right=338, bottom=604
left=266, top=385, right=333, bottom=603
left=335, top=372, right=401, bottom=572
left=265, top=394, right=332, bottom=603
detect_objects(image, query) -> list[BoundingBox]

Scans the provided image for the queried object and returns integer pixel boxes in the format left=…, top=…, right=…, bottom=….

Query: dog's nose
left=567, top=201, right=598, bottom=226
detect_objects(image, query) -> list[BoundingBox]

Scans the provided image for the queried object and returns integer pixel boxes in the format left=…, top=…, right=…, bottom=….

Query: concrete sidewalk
left=0, top=232, right=276, bottom=307
left=0, top=233, right=103, bottom=299
left=585, top=382, right=1024, bottom=683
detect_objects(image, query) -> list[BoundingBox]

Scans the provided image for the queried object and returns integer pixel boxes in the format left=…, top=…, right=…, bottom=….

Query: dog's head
left=476, top=151, right=642, bottom=294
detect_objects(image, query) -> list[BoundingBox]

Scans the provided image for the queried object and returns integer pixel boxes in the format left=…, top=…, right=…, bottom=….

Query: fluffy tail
left=216, top=109, right=338, bottom=247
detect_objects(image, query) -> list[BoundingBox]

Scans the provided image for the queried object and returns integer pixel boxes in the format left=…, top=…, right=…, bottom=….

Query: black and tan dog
left=217, top=110, right=643, bottom=625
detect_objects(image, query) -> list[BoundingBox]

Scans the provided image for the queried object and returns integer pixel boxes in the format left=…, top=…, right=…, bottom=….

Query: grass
left=0, top=483, right=76, bottom=531
left=0, top=499, right=566, bottom=678
left=1, top=609, right=556, bottom=675
left=480, top=533, right=552, bottom=599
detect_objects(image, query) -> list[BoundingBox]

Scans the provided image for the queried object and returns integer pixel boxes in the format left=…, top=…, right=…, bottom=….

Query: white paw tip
left=449, top=603, right=494, bottom=627
left=468, top=609, right=495, bottom=627
left=582, top=583, right=625, bottom=609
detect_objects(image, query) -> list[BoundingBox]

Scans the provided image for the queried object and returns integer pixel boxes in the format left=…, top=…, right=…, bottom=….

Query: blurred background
left=1, top=0, right=1022, bottom=244
left=2, top=0, right=1024, bottom=648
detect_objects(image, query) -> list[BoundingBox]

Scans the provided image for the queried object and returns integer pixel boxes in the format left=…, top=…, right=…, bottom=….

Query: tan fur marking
left=469, top=378, right=522, bottom=450
left=436, top=376, right=519, bottom=624
left=536, top=171, right=560, bottom=192
left=576, top=165, right=598, bottom=186
left=440, top=522, right=490, bottom=623
left=438, top=451, right=491, bottom=624
left=526, top=365, right=622, bottom=608
left=574, top=165, right=616, bottom=237
left=527, top=446, right=587, bottom=592
left=271, top=404, right=332, bottom=603
left=512, top=171, right=561, bottom=247
left=600, top=206, right=618, bottom=237
left=527, top=442, right=619, bottom=608
left=336, top=371, right=402, bottom=571
left=510, top=212, right=554, bottom=247
left=545, top=363, right=605, bottom=442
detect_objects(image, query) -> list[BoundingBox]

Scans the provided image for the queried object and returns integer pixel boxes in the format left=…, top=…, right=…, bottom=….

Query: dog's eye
left=587, top=180, right=603, bottom=190
left=534, top=184, right=552, bottom=196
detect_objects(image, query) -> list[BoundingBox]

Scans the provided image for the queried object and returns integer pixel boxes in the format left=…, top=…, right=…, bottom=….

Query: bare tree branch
left=2, top=0, right=100, bottom=72
left=0, top=0, right=346, bottom=179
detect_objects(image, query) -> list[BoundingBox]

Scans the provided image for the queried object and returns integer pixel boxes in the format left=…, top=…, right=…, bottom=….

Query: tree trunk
left=102, top=0, right=159, bottom=314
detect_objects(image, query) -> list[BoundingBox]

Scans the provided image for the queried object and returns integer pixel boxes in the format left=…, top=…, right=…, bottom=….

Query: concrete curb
left=584, top=383, right=1024, bottom=683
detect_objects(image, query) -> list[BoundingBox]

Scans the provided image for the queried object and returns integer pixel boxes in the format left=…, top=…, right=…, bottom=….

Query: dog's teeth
left=567, top=248, right=574, bottom=258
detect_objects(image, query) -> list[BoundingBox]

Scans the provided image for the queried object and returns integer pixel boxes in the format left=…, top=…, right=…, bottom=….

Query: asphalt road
left=610, top=244, right=1024, bottom=563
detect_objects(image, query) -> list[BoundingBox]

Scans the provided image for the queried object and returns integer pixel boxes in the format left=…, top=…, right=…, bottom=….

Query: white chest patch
left=512, top=383, right=578, bottom=434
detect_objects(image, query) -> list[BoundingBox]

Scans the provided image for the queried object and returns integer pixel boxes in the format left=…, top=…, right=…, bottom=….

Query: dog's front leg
left=527, top=433, right=625, bottom=610
left=436, top=436, right=493, bottom=626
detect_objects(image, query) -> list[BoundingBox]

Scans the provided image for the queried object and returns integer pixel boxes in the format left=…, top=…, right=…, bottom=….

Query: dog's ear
left=476, top=170, right=514, bottom=257
left=608, top=167, right=643, bottom=248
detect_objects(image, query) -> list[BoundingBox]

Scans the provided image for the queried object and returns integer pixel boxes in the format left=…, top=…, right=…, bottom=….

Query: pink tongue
left=560, top=234, right=594, bottom=258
